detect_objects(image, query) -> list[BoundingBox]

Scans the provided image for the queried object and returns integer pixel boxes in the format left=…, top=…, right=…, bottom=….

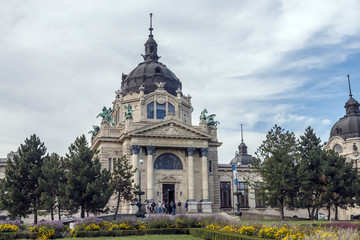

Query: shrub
left=144, top=215, right=174, bottom=228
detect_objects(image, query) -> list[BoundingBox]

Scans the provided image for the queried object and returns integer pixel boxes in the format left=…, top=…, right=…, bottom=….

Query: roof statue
left=97, top=106, right=115, bottom=126
left=200, top=109, right=208, bottom=121
left=207, top=114, right=220, bottom=126
left=88, top=125, right=100, bottom=137
left=155, top=82, right=166, bottom=88
left=123, top=104, right=133, bottom=121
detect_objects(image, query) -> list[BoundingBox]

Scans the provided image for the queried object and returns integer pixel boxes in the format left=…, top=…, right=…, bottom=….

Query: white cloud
left=1, top=0, right=360, bottom=163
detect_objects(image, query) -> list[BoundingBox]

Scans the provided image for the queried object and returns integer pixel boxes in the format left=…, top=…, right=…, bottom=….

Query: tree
left=111, top=156, right=136, bottom=220
left=38, top=153, right=66, bottom=220
left=297, top=126, right=324, bottom=219
left=252, top=125, right=299, bottom=219
left=64, top=135, right=113, bottom=218
left=321, top=150, right=359, bottom=220
left=0, top=134, right=46, bottom=224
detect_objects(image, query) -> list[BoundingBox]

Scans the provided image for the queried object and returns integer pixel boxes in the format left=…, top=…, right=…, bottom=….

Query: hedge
left=190, top=228, right=265, bottom=240
left=75, top=228, right=190, bottom=238
left=0, top=231, right=37, bottom=240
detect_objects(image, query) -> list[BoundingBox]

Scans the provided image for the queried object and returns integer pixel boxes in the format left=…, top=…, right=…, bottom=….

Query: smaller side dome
left=330, top=97, right=360, bottom=139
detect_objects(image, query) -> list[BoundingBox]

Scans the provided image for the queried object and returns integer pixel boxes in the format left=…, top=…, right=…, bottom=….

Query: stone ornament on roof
left=97, top=106, right=115, bottom=126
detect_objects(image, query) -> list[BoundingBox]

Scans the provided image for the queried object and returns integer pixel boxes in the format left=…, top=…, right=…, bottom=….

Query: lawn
left=59, top=235, right=202, bottom=240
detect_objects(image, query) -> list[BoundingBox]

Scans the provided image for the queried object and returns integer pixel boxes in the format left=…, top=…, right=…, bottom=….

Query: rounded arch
left=333, top=144, right=343, bottom=154
left=154, top=153, right=183, bottom=170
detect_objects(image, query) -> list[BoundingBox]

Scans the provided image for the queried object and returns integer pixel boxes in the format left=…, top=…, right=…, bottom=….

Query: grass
left=59, top=235, right=202, bottom=240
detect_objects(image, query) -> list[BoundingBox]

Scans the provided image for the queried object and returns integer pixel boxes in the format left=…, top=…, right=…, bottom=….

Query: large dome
left=120, top=22, right=182, bottom=96
left=121, top=61, right=182, bottom=96
left=330, top=96, right=360, bottom=139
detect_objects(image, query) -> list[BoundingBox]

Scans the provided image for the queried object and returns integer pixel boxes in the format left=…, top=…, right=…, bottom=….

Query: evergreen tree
left=322, top=150, right=359, bottom=220
left=252, top=125, right=299, bottom=219
left=64, top=135, right=113, bottom=218
left=111, top=156, right=136, bottom=220
left=297, top=126, right=324, bottom=219
left=38, top=153, right=66, bottom=220
left=0, top=134, right=46, bottom=223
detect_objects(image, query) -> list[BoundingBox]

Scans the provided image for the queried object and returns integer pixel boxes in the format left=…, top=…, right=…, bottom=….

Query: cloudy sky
left=1, top=0, right=360, bottom=163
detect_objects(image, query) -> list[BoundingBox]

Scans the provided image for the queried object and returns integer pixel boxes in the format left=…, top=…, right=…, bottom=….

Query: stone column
left=131, top=145, right=140, bottom=186
left=201, top=148, right=209, bottom=200
left=201, top=148, right=212, bottom=213
left=187, top=147, right=198, bottom=213
left=146, top=145, right=155, bottom=200
left=130, top=145, right=140, bottom=214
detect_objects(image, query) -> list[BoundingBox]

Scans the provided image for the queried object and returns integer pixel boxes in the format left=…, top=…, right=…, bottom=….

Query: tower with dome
left=90, top=14, right=221, bottom=214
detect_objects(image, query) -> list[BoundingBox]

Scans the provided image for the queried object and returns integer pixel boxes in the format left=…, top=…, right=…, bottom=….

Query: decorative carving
left=201, top=148, right=208, bottom=157
left=187, top=147, right=195, bottom=156
left=131, top=145, right=140, bottom=155
left=146, top=145, right=155, bottom=155
left=155, top=82, right=166, bottom=88
left=157, top=96, right=166, bottom=104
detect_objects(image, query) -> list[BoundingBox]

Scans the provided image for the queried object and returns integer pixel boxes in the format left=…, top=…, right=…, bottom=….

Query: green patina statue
left=88, top=125, right=100, bottom=137
left=123, top=104, right=133, bottom=121
left=200, top=109, right=208, bottom=121
left=207, top=114, right=220, bottom=126
left=97, top=106, right=115, bottom=126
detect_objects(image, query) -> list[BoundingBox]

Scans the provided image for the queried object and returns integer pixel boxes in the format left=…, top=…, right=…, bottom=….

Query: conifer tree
left=252, top=125, right=299, bottom=220
left=38, top=153, right=66, bottom=220
left=64, top=135, right=113, bottom=218
left=297, top=126, right=324, bottom=219
left=111, top=156, right=136, bottom=220
left=322, top=150, right=359, bottom=220
left=0, top=134, right=46, bottom=223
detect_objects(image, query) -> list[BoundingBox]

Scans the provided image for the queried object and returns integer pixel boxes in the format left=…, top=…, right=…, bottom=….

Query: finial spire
left=149, top=13, right=153, bottom=37
left=348, top=74, right=352, bottom=98
left=241, top=124, right=244, bottom=143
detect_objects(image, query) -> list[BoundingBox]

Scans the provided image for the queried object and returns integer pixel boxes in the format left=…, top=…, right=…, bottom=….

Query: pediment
left=159, top=176, right=179, bottom=183
left=129, top=120, right=211, bottom=139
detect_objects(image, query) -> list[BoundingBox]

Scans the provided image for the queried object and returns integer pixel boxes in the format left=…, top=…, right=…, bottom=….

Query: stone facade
left=91, top=87, right=221, bottom=213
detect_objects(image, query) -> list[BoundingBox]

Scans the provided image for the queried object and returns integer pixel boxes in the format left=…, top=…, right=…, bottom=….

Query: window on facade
left=147, top=101, right=176, bottom=119
left=220, top=182, right=232, bottom=208
left=156, top=103, right=166, bottom=119
left=147, top=102, right=154, bottom=119
left=239, top=182, right=249, bottom=207
left=255, top=182, right=266, bottom=208
left=108, top=158, right=112, bottom=171
left=209, top=160, right=212, bottom=172
left=154, top=153, right=183, bottom=170
left=333, top=144, right=343, bottom=154
left=168, top=103, right=175, bottom=114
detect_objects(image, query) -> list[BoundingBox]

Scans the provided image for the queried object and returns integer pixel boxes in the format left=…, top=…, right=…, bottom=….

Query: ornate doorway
left=163, top=184, right=175, bottom=213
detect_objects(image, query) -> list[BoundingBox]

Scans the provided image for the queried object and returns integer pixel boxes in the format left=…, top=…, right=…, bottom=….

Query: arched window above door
left=154, top=153, right=183, bottom=170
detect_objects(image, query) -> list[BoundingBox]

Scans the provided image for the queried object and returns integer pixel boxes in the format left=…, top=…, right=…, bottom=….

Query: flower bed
left=0, top=216, right=359, bottom=239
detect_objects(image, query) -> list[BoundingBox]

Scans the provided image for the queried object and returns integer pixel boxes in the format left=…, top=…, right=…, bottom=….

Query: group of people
left=145, top=200, right=188, bottom=215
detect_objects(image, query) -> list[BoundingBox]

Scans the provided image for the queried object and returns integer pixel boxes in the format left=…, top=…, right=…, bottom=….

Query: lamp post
left=135, top=148, right=145, bottom=218
left=233, top=161, right=242, bottom=219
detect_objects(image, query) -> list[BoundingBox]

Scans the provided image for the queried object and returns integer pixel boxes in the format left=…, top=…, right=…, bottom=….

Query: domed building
left=324, top=77, right=360, bottom=220
left=90, top=15, right=221, bottom=213
left=324, top=80, right=360, bottom=167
